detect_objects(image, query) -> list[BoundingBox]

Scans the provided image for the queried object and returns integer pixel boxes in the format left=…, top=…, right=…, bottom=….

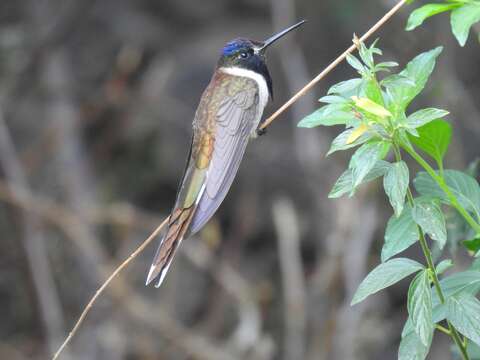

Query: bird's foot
left=256, top=128, right=267, bottom=137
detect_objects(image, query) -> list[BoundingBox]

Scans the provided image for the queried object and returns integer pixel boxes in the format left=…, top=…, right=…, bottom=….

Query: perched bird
left=146, top=20, right=306, bottom=287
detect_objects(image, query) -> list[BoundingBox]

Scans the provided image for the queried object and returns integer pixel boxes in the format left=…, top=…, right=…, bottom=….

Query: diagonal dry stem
left=52, top=217, right=169, bottom=360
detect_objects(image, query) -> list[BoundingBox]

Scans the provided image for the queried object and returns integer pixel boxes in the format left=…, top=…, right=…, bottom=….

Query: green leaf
left=328, top=78, right=363, bottom=95
left=365, top=79, right=385, bottom=106
left=447, top=293, right=480, bottom=345
left=298, top=104, right=356, bottom=128
left=384, top=47, right=443, bottom=115
left=351, top=258, right=424, bottom=305
left=436, top=259, right=453, bottom=275
left=402, top=303, right=447, bottom=338
left=413, top=170, right=480, bottom=217
left=406, top=3, right=460, bottom=31
left=318, top=95, right=348, bottom=104
left=408, top=119, right=451, bottom=164
left=346, top=54, right=366, bottom=73
left=382, top=207, right=420, bottom=262
left=358, top=40, right=376, bottom=69
left=384, top=161, right=409, bottom=217
left=433, top=270, right=480, bottom=307
left=329, top=160, right=390, bottom=198
left=407, top=270, right=434, bottom=346
left=327, top=128, right=372, bottom=156
left=349, top=141, right=390, bottom=188
left=406, top=108, right=449, bottom=129
left=398, top=331, right=431, bottom=360
left=463, top=237, right=480, bottom=253
left=451, top=4, right=480, bottom=46
left=412, top=198, right=447, bottom=249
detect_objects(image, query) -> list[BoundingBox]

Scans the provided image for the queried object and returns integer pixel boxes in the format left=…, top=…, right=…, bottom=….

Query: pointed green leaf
left=447, top=293, right=480, bottom=345
left=329, top=160, right=390, bottom=198
left=407, top=270, right=434, bottom=346
left=406, top=3, right=460, bottom=31
left=408, top=119, right=451, bottom=164
left=402, top=303, right=447, bottom=338
left=351, top=258, right=424, bottom=305
left=364, top=79, right=385, bottom=106
left=346, top=54, right=366, bottom=73
left=298, top=104, right=356, bottom=128
left=328, top=78, right=363, bottom=95
left=384, top=161, right=409, bottom=217
left=318, top=95, right=348, bottom=104
left=349, top=141, right=390, bottom=188
left=451, top=4, right=480, bottom=46
left=384, top=47, right=443, bottom=113
left=433, top=270, right=480, bottom=307
left=326, top=128, right=372, bottom=156
left=398, top=328, right=431, bottom=360
left=413, top=170, right=480, bottom=217
left=406, top=108, right=449, bottom=129
left=412, top=198, right=447, bottom=249
left=382, top=207, right=420, bottom=262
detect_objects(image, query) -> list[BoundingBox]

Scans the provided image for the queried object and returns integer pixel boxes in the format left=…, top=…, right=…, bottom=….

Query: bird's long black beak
left=258, top=20, right=306, bottom=53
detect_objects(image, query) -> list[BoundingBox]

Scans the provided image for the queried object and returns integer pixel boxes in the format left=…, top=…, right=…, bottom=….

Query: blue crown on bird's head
left=222, top=38, right=258, bottom=56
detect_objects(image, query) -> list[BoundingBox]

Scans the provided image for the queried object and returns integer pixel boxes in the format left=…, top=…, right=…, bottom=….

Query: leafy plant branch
left=392, top=143, right=470, bottom=360
left=299, top=39, right=480, bottom=359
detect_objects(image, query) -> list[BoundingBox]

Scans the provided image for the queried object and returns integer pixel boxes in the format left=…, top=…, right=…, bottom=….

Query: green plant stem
left=393, top=144, right=470, bottom=360
left=400, top=141, right=480, bottom=234
left=435, top=324, right=451, bottom=336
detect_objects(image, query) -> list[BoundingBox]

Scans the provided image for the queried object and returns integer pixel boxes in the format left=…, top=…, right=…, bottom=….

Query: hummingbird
left=146, top=20, right=306, bottom=287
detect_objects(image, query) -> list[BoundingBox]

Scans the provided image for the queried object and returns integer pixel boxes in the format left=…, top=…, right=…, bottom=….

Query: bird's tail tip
left=145, top=264, right=159, bottom=286
left=145, top=260, right=173, bottom=288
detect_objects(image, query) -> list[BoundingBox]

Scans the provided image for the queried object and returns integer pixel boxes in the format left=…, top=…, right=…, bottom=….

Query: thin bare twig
left=259, top=0, right=408, bottom=130
left=51, top=217, right=169, bottom=360
left=0, top=181, right=243, bottom=359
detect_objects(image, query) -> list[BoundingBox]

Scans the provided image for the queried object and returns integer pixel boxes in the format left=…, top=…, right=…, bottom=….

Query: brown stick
left=259, top=0, right=408, bottom=130
left=52, top=216, right=169, bottom=360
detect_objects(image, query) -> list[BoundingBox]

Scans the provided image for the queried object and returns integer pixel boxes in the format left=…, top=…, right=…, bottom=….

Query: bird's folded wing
left=189, top=83, right=259, bottom=234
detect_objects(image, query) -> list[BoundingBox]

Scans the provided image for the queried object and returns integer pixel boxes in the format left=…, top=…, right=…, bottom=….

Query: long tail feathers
left=145, top=206, right=196, bottom=287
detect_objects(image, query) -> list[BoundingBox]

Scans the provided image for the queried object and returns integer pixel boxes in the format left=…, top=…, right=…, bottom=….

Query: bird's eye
left=239, top=52, right=248, bottom=59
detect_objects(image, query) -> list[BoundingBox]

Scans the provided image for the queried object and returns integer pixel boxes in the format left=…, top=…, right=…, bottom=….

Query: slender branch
left=52, top=216, right=169, bottom=360
left=259, top=0, right=408, bottom=130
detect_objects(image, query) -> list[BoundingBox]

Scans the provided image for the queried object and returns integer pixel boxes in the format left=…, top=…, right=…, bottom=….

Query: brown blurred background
left=0, top=0, right=479, bottom=359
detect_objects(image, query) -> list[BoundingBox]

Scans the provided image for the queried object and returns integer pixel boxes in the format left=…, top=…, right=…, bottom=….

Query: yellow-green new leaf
left=351, top=96, right=392, bottom=118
